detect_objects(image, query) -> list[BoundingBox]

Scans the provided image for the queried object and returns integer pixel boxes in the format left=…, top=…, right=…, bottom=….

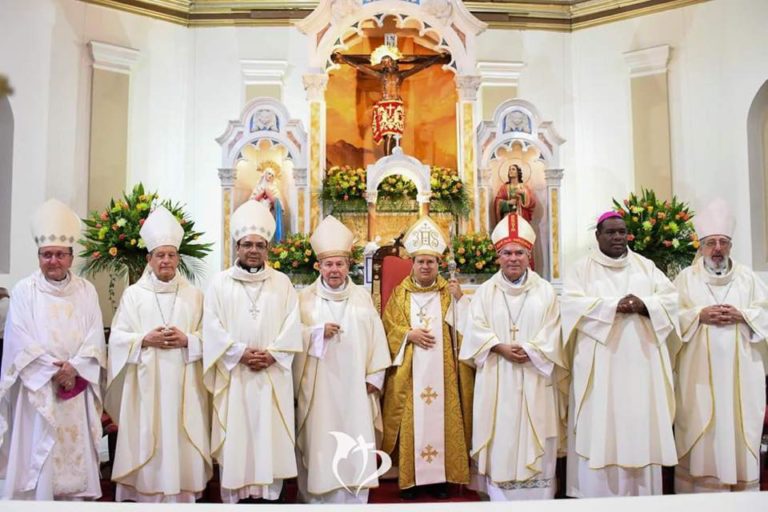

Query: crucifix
left=331, top=33, right=451, bottom=155
left=509, top=323, right=519, bottom=342
left=247, top=303, right=260, bottom=319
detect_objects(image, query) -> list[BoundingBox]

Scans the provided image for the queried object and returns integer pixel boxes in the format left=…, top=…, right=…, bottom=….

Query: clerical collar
left=591, top=247, right=631, bottom=269
left=45, top=272, right=72, bottom=288
left=237, top=260, right=264, bottom=274
left=320, top=277, right=348, bottom=293
left=502, top=270, right=527, bottom=286
left=412, top=278, right=437, bottom=290
left=703, top=258, right=731, bottom=276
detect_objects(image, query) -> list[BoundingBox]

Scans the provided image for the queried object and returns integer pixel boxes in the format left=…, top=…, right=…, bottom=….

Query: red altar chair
left=371, top=237, right=412, bottom=315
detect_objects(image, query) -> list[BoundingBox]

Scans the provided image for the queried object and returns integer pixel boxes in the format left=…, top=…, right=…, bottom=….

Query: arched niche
left=0, top=96, right=13, bottom=273
left=748, top=80, right=768, bottom=271
left=216, top=97, right=307, bottom=268
left=363, top=147, right=432, bottom=241
left=298, top=0, right=487, bottom=235
left=477, top=99, right=566, bottom=288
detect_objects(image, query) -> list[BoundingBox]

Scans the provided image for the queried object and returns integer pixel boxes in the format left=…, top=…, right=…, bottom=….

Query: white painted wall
left=1, top=0, right=766, bottom=292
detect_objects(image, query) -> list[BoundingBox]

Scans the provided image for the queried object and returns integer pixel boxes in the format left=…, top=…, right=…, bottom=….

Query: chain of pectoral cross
left=501, top=290, right=530, bottom=342
left=412, top=292, right=438, bottom=330
left=239, top=281, right=265, bottom=319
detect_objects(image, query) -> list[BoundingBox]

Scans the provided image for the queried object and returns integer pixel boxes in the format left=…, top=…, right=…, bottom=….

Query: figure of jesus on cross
left=332, top=34, right=451, bottom=155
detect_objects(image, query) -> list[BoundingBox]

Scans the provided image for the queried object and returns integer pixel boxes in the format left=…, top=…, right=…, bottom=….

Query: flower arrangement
left=322, top=165, right=469, bottom=217
left=79, top=183, right=213, bottom=302
left=450, top=233, right=499, bottom=275
left=611, top=189, right=698, bottom=276
left=268, top=233, right=365, bottom=284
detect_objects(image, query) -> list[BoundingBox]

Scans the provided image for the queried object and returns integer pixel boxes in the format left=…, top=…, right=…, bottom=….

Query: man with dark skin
left=561, top=210, right=679, bottom=498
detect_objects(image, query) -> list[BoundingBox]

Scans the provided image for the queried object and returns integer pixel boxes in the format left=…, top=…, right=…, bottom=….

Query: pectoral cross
left=248, top=303, right=260, bottom=319
left=417, top=309, right=433, bottom=330
left=510, top=323, right=519, bottom=342
left=420, top=445, right=438, bottom=463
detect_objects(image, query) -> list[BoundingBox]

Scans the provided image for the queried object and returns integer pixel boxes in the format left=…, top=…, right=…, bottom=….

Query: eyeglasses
left=38, top=251, right=73, bottom=260
left=238, top=241, right=268, bottom=251
left=703, top=238, right=731, bottom=249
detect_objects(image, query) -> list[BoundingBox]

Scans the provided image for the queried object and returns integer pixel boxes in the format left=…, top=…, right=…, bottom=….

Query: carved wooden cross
left=510, top=323, right=519, bottom=342
left=420, top=444, right=438, bottom=463
left=420, top=386, right=438, bottom=405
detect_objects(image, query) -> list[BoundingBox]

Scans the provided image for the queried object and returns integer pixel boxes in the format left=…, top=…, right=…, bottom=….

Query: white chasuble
left=105, top=271, right=211, bottom=502
left=0, top=271, right=106, bottom=500
left=673, top=259, right=768, bottom=491
left=294, top=278, right=391, bottom=501
left=203, top=264, right=301, bottom=502
left=561, top=249, right=679, bottom=498
left=460, top=271, right=566, bottom=500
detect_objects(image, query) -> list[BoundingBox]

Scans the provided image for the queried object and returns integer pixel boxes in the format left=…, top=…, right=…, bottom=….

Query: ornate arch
left=216, top=97, right=308, bottom=268
left=297, top=0, right=486, bottom=76
left=477, top=99, right=566, bottom=288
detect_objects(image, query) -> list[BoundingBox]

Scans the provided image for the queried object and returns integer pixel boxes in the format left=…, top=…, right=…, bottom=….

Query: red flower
left=139, top=218, right=146, bottom=226
left=627, top=234, right=636, bottom=241
left=100, top=212, right=109, bottom=221
left=119, top=234, right=126, bottom=241
left=662, top=240, right=673, bottom=247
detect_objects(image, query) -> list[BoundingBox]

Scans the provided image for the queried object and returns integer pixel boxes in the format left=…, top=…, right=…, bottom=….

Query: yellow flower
left=304, top=249, right=312, bottom=256
left=130, top=239, right=137, bottom=245
left=109, top=247, right=118, bottom=257
left=273, top=261, right=281, bottom=269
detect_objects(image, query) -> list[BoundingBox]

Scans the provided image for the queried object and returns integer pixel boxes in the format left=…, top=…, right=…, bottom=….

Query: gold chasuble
left=381, top=275, right=473, bottom=489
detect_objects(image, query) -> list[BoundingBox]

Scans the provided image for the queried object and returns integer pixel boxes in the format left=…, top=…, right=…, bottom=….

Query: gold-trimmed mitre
left=491, top=213, right=536, bottom=251
left=231, top=199, right=276, bottom=242
left=310, top=215, right=354, bottom=259
left=140, top=206, right=184, bottom=251
left=370, top=44, right=403, bottom=66
left=403, top=216, right=448, bottom=258
left=31, top=198, right=81, bottom=248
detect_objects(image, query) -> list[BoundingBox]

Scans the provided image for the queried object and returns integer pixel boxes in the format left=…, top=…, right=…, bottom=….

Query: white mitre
left=231, top=199, right=276, bottom=242
left=491, top=213, right=536, bottom=251
left=140, top=206, right=184, bottom=251
left=310, top=215, right=354, bottom=259
left=31, top=198, right=81, bottom=248
left=693, top=197, right=735, bottom=239
left=403, top=216, right=447, bottom=258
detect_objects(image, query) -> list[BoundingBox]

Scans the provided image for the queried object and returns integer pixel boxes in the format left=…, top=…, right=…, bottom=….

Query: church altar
left=215, top=0, right=566, bottom=287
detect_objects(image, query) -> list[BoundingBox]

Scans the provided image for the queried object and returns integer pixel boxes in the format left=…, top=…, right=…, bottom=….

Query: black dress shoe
left=400, top=487, right=417, bottom=500
left=428, top=483, right=449, bottom=499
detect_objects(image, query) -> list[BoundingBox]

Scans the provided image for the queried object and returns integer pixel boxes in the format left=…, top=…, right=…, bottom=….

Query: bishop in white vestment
left=561, top=211, right=679, bottom=498
left=461, top=214, right=567, bottom=501
left=106, top=206, right=212, bottom=502
left=0, top=199, right=106, bottom=500
left=673, top=200, right=768, bottom=493
left=203, top=200, right=301, bottom=503
left=294, top=215, right=391, bottom=503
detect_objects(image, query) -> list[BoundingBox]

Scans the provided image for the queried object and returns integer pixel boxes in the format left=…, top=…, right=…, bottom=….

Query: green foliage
left=322, top=165, right=470, bottom=217
left=450, top=232, right=499, bottom=275
left=79, top=183, right=213, bottom=303
left=611, top=189, right=699, bottom=276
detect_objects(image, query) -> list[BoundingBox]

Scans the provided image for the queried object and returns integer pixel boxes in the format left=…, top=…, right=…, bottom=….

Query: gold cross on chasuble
left=420, top=386, right=438, bottom=405
left=420, top=445, right=438, bottom=463
left=510, top=323, right=519, bottom=342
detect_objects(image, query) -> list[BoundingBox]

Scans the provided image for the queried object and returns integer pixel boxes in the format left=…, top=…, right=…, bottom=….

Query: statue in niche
left=332, top=34, right=450, bottom=156
left=494, top=163, right=537, bottom=268
left=250, top=166, right=284, bottom=241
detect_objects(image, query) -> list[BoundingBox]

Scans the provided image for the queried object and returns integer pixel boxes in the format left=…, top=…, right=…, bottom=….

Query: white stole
left=409, top=291, right=446, bottom=485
